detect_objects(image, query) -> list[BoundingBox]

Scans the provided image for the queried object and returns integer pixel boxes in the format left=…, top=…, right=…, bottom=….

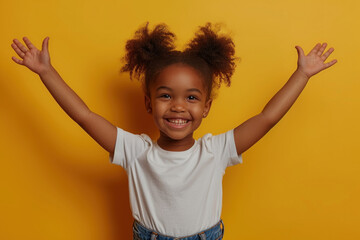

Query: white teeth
left=168, top=119, right=188, bottom=125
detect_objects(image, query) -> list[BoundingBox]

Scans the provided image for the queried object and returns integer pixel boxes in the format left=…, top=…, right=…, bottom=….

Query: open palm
left=11, top=37, right=51, bottom=75
left=295, top=43, right=337, bottom=78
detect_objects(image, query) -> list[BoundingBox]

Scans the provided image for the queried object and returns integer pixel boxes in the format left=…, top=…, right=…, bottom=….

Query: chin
left=162, top=131, right=192, bottom=141
left=167, top=134, right=189, bottom=141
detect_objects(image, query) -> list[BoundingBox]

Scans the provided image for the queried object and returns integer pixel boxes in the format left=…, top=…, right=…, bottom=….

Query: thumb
left=42, top=36, right=49, bottom=53
left=295, top=45, right=305, bottom=58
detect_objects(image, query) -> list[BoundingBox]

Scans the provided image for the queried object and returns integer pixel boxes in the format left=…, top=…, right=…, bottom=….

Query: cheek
left=152, top=101, right=168, bottom=117
left=191, top=104, right=206, bottom=118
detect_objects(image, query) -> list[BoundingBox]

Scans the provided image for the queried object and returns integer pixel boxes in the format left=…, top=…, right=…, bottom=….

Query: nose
left=170, top=99, right=186, bottom=112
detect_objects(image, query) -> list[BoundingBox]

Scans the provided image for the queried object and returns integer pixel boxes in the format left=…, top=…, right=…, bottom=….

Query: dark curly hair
left=120, top=21, right=239, bottom=99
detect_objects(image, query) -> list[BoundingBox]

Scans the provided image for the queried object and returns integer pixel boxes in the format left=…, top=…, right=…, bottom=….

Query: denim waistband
left=133, top=219, right=224, bottom=240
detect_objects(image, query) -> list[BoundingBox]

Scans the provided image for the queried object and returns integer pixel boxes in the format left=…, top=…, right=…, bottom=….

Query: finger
left=295, top=46, right=305, bottom=58
left=324, top=59, right=337, bottom=69
left=42, top=37, right=49, bottom=53
left=11, top=56, right=24, bottom=65
left=321, top=47, right=334, bottom=61
left=13, top=38, right=28, bottom=53
left=309, top=43, right=321, bottom=55
left=23, top=37, right=37, bottom=50
left=11, top=42, right=26, bottom=58
left=317, top=42, right=327, bottom=56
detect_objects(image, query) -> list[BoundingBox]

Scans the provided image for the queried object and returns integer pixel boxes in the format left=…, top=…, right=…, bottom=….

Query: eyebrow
left=156, top=86, right=203, bottom=95
left=156, top=86, right=172, bottom=92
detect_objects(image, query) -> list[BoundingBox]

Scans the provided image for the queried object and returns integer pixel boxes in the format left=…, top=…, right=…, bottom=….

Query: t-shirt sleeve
left=109, top=127, right=150, bottom=171
left=211, top=129, right=243, bottom=171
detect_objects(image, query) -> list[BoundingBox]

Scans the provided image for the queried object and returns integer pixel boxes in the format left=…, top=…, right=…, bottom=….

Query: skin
left=11, top=37, right=337, bottom=157
left=233, top=43, right=337, bottom=155
left=144, top=63, right=212, bottom=151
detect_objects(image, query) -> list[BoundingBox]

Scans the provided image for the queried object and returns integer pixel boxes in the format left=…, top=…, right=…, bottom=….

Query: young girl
left=11, top=22, right=337, bottom=240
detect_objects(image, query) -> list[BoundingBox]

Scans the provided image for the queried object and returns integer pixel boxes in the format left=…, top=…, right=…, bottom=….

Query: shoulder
left=117, top=127, right=153, bottom=144
left=113, top=127, right=153, bottom=155
left=198, top=129, right=242, bottom=168
left=139, top=133, right=153, bottom=145
left=197, top=129, right=234, bottom=150
left=198, top=129, right=239, bottom=158
left=110, top=127, right=153, bottom=168
left=198, top=129, right=234, bottom=143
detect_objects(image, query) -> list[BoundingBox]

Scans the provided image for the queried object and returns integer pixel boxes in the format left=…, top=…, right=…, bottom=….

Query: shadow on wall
left=0, top=69, right=158, bottom=240
left=108, top=74, right=159, bottom=139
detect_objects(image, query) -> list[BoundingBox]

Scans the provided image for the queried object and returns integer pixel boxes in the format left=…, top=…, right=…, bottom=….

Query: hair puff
left=120, top=22, right=176, bottom=81
left=183, top=22, right=238, bottom=88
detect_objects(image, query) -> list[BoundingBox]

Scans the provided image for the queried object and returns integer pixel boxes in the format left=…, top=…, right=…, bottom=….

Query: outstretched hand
left=11, top=37, right=51, bottom=75
left=295, top=43, right=337, bottom=78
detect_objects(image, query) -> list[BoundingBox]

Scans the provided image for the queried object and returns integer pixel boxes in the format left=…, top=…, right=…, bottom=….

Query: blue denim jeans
left=132, top=219, right=224, bottom=240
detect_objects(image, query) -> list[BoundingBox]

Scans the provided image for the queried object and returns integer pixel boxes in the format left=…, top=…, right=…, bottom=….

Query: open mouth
left=164, top=118, right=191, bottom=129
left=166, top=118, right=189, bottom=125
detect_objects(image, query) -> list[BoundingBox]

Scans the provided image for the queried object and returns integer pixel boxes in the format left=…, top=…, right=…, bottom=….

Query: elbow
left=76, top=110, right=93, bottom=127
left=260, top=112, right=278, bottom=128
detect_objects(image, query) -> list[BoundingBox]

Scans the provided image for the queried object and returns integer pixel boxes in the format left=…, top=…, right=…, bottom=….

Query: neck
left=157, top=132, right=195, bottom=151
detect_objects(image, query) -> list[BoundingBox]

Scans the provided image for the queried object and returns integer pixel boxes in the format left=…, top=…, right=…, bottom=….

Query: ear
left=144, top=95, right=152, bottom=114
left=202, top=98, right=213, bottom=118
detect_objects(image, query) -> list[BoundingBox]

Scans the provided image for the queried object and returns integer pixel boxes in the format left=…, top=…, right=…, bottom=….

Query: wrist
left=295, top=68, right=311, bottom=81
left=38, top=65, right=55, bottom=77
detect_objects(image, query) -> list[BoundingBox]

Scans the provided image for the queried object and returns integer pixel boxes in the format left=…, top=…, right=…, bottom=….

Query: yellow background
left=1, top=0, right=359, bottom=239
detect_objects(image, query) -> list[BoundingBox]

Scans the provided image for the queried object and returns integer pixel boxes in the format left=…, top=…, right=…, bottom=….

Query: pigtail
left=120, top=21, right=177, bottom=81
left=184, top=22, right=238, bottom=88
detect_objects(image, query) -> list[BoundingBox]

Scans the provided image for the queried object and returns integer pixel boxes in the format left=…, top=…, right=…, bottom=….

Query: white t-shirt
left=109, top=127, right=243, bottom=237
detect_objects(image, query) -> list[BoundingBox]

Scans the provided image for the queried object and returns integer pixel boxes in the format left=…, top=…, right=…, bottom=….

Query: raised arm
left=234, top=43, right=337, bottom=155
left=11, top=37, right=117, bottom=154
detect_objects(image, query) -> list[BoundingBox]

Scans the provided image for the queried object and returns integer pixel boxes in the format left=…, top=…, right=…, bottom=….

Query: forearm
left=262, top=69, right=310, bottom=124
left=38, top=66, right=91, bottom=123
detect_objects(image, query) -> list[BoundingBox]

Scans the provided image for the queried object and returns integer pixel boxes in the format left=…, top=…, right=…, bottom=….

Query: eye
left=187, top=95, right=198, bottom=101
left=160, top=94, right=171, bottom=99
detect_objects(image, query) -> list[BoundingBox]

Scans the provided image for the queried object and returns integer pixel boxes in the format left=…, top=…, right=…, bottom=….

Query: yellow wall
left=1, top=0, right=359, bottom=239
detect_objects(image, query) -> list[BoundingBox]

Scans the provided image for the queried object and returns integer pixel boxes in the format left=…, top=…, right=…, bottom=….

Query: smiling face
left=145, top=63, right=212, bottom=150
